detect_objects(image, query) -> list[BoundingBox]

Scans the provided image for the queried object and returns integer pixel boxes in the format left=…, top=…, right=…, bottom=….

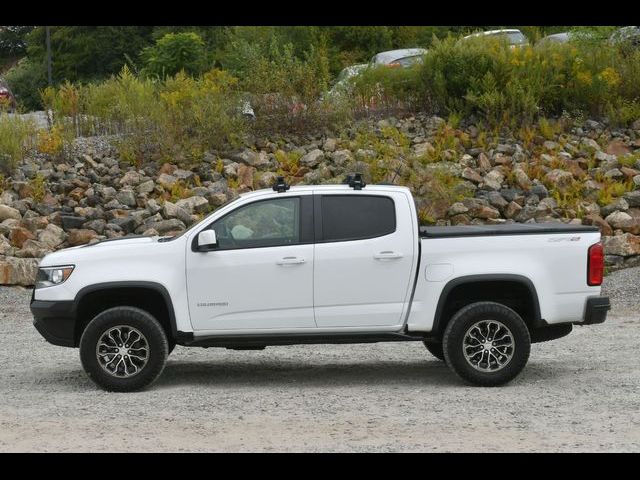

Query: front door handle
left=374, top=251, right=403, bottom=260
left=276, top=256, right=306, bottom=266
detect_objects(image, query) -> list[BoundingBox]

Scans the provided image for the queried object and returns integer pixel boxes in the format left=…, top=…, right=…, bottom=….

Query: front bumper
left=580, top=296, right=611, bottom=325
left=30, top=294, right=77, bottom=347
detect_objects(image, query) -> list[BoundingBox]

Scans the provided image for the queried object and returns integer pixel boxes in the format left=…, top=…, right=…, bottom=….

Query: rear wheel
left=423, top=341, right=445, bottom=361
left=442, top=302, right=530, bottom=386
left=79, top=306, right=169, bottom=392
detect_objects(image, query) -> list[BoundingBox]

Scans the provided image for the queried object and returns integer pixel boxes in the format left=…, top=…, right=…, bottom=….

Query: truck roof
left=238, top=183, right=411, bottom=199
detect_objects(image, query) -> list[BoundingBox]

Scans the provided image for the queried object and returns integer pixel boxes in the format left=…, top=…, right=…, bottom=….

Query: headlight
left=35, top=265, right=74, bottom=289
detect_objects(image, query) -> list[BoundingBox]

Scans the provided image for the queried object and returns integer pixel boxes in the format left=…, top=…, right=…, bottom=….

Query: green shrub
left=141, top=32, right=210, bottom=78
left=352, top=64, right=421, bottom=113
left=4, top=58, right=48, bottom=111
left=416, top=35, right=640, bottom=125
left=42, top=66, right=247, bottom=165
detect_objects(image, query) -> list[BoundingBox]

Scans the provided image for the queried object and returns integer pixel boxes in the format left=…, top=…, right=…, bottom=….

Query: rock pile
left=1, top=114, right=639, bottom=285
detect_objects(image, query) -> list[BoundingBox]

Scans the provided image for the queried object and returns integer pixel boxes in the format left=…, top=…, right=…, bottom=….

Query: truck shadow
left=155, top=359, right=456, bottom=388
left=151, top=358, right=566, bottom=389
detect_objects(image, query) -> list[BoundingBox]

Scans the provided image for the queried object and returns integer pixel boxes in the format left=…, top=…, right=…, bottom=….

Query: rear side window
left=321, top=195, right=396, bottom=242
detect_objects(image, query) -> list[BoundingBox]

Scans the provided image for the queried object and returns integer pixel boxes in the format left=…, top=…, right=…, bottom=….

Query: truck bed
left=419, top=223, right=599, bottom=238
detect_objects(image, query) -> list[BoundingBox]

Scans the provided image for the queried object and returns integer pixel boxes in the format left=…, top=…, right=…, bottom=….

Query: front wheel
left=442, top=302, right=531, bottom=387
left=79, top=306, right=169, bottom=392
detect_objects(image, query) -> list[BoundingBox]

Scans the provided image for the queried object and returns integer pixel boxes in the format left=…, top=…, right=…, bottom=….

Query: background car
left=0, top=79, right=17, bottom=113
left=537, top=32, right=571, bottom=46
left=462, top=29, right=529, bottom=48
left=326, top=63, right=369, bottom=98
left=609, top=26, right=640, bottom=48
left=370, top=48, right=428, bottom=68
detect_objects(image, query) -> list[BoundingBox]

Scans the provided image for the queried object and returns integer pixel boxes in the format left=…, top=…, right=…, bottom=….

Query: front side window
left=211, top=197, right=300, bottom=249
left=321, top=195, right=396, bottom=242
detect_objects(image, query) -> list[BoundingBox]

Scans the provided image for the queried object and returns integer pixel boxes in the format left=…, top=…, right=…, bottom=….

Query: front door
left=186, top=195, right=315, bottom=332
left=313, top=192, right=416, bottom=328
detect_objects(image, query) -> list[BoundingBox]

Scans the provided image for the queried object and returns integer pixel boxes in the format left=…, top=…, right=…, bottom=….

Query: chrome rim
left=462, top=320, right=514, bottom=372
left=96, top=326, right=149, bottom=378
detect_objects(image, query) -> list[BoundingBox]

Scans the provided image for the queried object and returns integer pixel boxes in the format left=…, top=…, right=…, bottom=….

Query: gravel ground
left=0, top=269, right=638, bottom=452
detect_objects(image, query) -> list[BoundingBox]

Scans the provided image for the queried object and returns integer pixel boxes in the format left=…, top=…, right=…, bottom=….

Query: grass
left=0, top=113, right=37, bottom=173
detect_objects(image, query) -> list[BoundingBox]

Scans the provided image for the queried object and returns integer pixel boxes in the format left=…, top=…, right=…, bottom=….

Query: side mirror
left=197, top=230, right=218, bottom=251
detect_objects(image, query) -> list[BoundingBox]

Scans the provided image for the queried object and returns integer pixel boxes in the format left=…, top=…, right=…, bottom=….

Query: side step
left=176, top=331, right=428, bottom=349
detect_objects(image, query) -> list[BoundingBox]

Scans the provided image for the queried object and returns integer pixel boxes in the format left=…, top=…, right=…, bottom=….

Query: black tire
left=423, top=341, right=445, bottom=361
left=79, top=306, right=169, bottom=392
left=442, top=302, right=531, bottom=387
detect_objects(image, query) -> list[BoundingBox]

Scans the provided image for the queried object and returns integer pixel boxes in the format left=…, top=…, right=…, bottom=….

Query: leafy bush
left=42, top=66, right=247, bottom=165
left=417, top=36, right=640, bottom=126
left=351, top=64, right=421, bottom=115
left=141, top=32, right=210, bottom=78
left=4, top=58, right=48, bottom=111
left=226, top=40, right=349, bottom=133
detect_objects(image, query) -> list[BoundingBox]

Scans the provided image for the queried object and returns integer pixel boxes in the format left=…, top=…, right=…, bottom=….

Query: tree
left=141, top=32, right=210, bottom=78
left=25, top=26, right=155, bottom=83
left=0, top=26, right=34, bottom=58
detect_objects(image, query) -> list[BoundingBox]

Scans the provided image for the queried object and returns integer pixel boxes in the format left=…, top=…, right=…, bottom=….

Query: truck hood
left=81, top=235, right=161, bottom=248
left=39, top=235, right=169, bottom=267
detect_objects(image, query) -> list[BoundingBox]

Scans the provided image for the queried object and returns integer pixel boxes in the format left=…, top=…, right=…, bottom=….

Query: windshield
left=395, top=55, right=424, bottom=67
left=494, top=32, right=527, bottom=45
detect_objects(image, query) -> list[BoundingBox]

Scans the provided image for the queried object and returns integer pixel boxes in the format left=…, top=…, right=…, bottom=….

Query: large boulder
left=15, top=239, right=51, bottom=258
left=66, top=229, right=99, bottom=246
left=299, top=149, right=325, bottom=168
left=482, top=170, right=504, bottom=191
left=38, top=223, right=67, bottom=249
left=9, top=226, right=35, bottom=248
left=623, top=191, right=640, bottom=208
left=157, top=173, right=178, bottom=189
left=230, top=148, right=259, bottom=166
left=583, top=215, right=613, bottom=236
left=0, top=257, right=39, bottom=286
left=544, top=169, right=573, bottom=187
left=116, top=189, right=137, bottom=208
left=0, top=205, right=21, bottom=221
left=176, top=196, right=209, bottom=214
left=461, top=167, right=483, bottom=184
left=119, top=170, right=142, bottom=186
left=145, top=219, right=186, bottom=235
left=606, top=139, right=631, bottom=157
left=602, top=233, right=640, bottom=257
left=605, top=211, right=640, bottom=234
left=137, top=180, right=155, bottom=195
left=237, top=165, right=256, bottom=190
left=330, top=150, right=353, bottom=167
left=162, top=201, right=192, bottom=225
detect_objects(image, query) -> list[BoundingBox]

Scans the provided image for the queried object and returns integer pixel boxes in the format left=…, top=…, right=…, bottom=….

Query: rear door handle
left=374, top=251, right=403, bottom=260
left=276, top=256, right=306, bottom=266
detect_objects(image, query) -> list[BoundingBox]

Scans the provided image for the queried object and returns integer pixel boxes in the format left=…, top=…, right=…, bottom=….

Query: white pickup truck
left=31, top=175, right=610, bottom=391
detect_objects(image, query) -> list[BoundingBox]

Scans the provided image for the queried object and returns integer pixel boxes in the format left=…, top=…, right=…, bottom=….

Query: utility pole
left=45, top=26, right=52, bottom=86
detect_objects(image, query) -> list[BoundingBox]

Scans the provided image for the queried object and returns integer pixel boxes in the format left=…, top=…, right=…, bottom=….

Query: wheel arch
left=432, top=274, right=542, bottom=338
left=73, top=281, right=177, bottom=347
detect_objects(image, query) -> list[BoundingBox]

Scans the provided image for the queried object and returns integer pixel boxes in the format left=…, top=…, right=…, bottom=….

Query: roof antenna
left=343, top=173, right=366, bottom=190
left=272, top=176, right=290, bottom=193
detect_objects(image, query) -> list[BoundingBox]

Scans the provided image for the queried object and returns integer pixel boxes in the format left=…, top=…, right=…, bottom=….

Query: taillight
left=587, top=242, right=604, bottom=286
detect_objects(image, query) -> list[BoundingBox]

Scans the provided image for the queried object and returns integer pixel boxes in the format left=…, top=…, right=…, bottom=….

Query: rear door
left=313, top=190, right=416, bottom=328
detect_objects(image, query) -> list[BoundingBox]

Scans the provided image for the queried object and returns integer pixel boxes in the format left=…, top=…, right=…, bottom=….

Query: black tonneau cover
left=420, top=223, right=599, bottom=238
